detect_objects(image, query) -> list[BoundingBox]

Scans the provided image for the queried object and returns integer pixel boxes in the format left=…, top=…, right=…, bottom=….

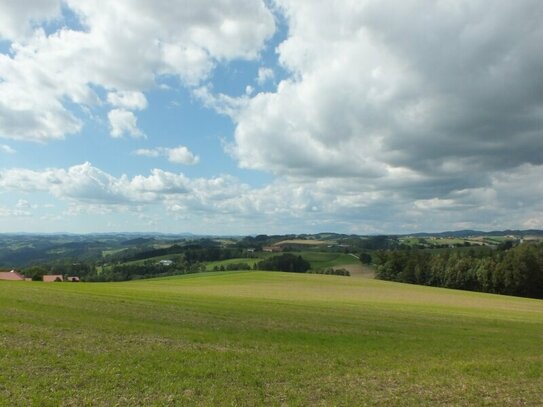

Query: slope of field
left=297, top=251, right=360, bottom=270
left=1, top=272, right=542, bottom=405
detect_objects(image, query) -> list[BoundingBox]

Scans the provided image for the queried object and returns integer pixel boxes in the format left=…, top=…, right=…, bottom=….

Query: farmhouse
left=158, top=259, right=173, bottom=266
left=0, top=270, right=25, bottom=281
left=66, top=276, right=80, bottom=282
left=43, top=275, right=64, bottom=282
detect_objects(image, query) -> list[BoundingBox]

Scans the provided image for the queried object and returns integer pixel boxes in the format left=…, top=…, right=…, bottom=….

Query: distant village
left=0, top=269, right=80, bottom=282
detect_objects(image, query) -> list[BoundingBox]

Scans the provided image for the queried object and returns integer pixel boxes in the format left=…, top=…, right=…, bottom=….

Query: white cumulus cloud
left=0, top=0, right=275, bottom=142
left=166, top=146, right=200, bottom=165
left=256, top=67, right=274, bottom=85
left=0, top=0, right=61, bottom=41
left=107, top=91, right=148, bottom=110
left=133, top=145, right=199, bottom=165
left=134, top=148, right=161, bottom=158
left=0, top=144, right=16, bottom=154
left=108, top=109, right=144, bottom=138
left=1, top=162, right=542, bottom=233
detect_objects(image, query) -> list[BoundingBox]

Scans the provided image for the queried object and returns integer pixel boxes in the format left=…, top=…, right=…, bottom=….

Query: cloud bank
left=1, top=162, right=542, bottom=233
left=0, top=0, right=542, bottom=233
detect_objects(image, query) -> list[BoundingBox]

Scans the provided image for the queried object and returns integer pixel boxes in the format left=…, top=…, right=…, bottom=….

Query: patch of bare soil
left=337, top=264, right=375, bottom=278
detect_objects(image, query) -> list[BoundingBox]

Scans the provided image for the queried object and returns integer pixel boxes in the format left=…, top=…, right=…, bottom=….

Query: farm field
left=273, top=239, right=328, bottom=246
left=1, top=272, right=543, bottom=406
left=296, top=251, right=361, bottom=270
left=204, top=251, right=360, bottom=273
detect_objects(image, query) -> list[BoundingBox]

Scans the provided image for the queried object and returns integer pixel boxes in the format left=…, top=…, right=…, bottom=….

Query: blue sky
left=0, top=1, right=542, bottom=234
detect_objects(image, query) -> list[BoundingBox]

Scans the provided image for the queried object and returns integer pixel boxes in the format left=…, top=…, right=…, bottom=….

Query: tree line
left=256, top=254, right=310, bottom=273
left=22, top=260, right=205, bottom=282
left=112, top=243, right=247, bottom=264
left=374, top=243, right=543, bottom=299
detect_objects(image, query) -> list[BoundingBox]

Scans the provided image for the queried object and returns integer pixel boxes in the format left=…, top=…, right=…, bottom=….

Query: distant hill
left=122, top=237, right=156, bottom=245
left=407, top=229, right=543, bottom=238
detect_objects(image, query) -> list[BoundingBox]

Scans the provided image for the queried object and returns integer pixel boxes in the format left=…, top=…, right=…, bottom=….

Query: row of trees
left=374, top=243, right=543, bottom=298
left=212, top=263, right=252, bottom=271
left=256, top=254, right=311, bottom=273
left=22, top=258, right=204, bottom=282
left=308, top=268, right=350, bottom=276
left=114, top=243, right=247, bottom=264
left=88, top=262, right=205, bottom=282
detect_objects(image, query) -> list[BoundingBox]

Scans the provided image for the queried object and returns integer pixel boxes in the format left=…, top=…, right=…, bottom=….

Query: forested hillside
left=374, top=243, right=543, bottom=299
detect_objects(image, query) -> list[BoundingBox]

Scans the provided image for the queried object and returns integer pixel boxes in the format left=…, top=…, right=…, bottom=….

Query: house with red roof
left=0, top=270, right=25, bottom=281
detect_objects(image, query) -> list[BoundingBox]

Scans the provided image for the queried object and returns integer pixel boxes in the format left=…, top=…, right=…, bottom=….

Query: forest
left=374, top=243, right=543, bottom=299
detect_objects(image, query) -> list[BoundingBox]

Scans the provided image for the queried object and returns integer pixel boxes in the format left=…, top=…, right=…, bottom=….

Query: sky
left=0, top=0, right=542, bottom=235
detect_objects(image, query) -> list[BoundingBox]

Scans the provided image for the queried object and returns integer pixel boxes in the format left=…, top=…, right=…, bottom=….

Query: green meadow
left=204, top=251, right=360, bottom=272
left=1, top=272, right=542, bottom=406
left=297, top=251, right=360, bottom=269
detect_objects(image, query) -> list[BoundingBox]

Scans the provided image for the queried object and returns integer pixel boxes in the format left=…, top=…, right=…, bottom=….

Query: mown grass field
left=1, top=272, right=542, bottom=406
left=205, top=251, right=359, bottom=272
left=298, top=251, right=361, bottom=270
left=273, top=239, right=328, bottom=246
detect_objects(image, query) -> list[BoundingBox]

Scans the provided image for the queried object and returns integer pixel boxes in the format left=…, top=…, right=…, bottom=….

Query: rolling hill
left=1, top=272, right=542, bottom=405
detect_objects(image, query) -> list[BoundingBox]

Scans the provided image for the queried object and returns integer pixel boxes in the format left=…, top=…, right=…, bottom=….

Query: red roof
left=0, top=270, right=25, bottom=281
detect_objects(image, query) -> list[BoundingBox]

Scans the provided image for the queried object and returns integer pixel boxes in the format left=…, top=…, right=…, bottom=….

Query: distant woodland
left=374, top=243, right=543, bottom=299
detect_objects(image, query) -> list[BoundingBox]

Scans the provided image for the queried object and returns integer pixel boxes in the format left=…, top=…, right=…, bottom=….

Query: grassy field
left=298, top=251, right=361, bottom=270
left=205, top=251, right=359, bottom=272
left=1, top=272, right=542, bottom=406
left=101, top=248, right=128, bottom=257
left=273, top=239, right=328, bottom=246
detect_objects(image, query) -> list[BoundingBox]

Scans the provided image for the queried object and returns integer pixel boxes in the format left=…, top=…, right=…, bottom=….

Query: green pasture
left=273, top=239, right=328, bottom=246
left=297, top=251, right=360, bottom=270
left=1, top=272, right=542, bottom=405
left=101, top=248, right=128, bottom=257
left=204, top=251, right=358, bottom=271
left=122, top=253, right=184, bottom=266
left=399, top=237, right=469, bottom=247
left=398, top=237, right=429, bottom=246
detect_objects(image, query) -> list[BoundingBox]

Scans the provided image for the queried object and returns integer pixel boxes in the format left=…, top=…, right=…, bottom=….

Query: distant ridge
left=406, top=229, right=543, bottom=238
left=1, top=230, right=542, bottom=239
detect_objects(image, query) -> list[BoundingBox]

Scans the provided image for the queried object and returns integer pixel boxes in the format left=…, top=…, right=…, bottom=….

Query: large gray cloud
left=1, top=162, right=542, bottom=233
left=231, top=0, right=543, bottom=202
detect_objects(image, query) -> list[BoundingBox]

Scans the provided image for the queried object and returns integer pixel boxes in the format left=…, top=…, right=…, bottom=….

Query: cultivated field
left=297, top=251, right=360, bottom=270
left=273, top=239, right=328, bottom=246
left=1, top=272, right=542, bottom=405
